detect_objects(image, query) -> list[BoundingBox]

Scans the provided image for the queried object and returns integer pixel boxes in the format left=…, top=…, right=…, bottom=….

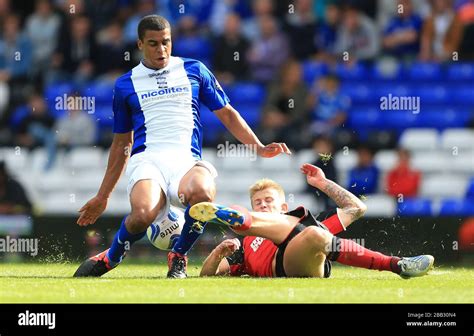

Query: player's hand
left=257, top=143, right=292, bottom=158
left=216, top=238, right=241, bottom=258
left=300, top=163, right=326, bottom=188
left=77, top=195, right=108, bottom=226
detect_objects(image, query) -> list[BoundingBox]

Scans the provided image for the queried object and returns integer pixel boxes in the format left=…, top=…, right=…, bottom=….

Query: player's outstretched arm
left=301, top=163, right=367, bottom=228
left=77, top=132, right=133, bottom=226
left=214, top=104, right=291, bottom=158
left=200, top=238, right=240, bottom=276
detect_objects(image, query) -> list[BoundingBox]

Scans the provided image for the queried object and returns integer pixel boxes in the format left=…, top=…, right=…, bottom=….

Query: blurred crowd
left=0, top=0, right=473, bottom=150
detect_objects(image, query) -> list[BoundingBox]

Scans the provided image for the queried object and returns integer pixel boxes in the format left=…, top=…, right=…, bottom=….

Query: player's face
left=251, top=188, right=288, bottom=214
left=138, top=28, right=172, bottom=69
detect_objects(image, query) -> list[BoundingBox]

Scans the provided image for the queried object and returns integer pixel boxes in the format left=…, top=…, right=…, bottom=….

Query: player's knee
left=302, top=226, right=331, bottom=251
left=187, top=186, right=215, bottom=205
left=129, top=209, right=156, bottom=232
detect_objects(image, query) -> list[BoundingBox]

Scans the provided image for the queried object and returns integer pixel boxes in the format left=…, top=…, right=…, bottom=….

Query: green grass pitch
left=1, top=263, right=473, bottom=303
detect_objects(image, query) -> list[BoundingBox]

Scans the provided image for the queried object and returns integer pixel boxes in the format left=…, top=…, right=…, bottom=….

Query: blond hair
left=249, top=178, right=285, bottom=201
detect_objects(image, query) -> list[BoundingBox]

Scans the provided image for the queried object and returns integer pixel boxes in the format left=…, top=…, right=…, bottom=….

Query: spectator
left=173, top=15, right=212, bottom=64
left=16, top=93, right=57, bottom=171
left=444, top=0, right=474, bottom=60
left=123, top=0, right=155, bottom=44
left=315, top=2, right=341, bottom=59
left=260, top=59, right=309, bottom=149
left=50, top=14, right=97, bottom=85
left=247, top=15, right=289, bottom=83
left=242, top=0, right=275, bottom=42
left=382, top=0, right=424, bottom=60
left=305, top=136, right=338, bottom=209
left=0, top=161, right=32, bottom=214
left=25, top=0, right=61, bottom=82
left=96, top=20, right=129, bottom=77
left=347, top=145, right=379, bottom=197
left=0, top=14, right=33, bottom=108
left=308, top=74, right=350, bottom=136
left=386, top=148, right=421, bottom=198
left=55, top=106, right=96, bottom=149
left=283, top=0, right=318, bottom=60
left=334, top=5, right=379, bottom=62
left=419, top=0, right=455, bottom=61
left=212, top=13, right=250, bottom=85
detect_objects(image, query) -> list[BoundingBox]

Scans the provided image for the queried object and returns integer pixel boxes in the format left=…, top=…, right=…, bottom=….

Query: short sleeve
left=199, top=62, right=230, bottom=111
left=112, top=81, right=133, bottom=133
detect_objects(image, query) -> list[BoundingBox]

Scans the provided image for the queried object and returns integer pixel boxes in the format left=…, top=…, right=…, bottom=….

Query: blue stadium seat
left=371, top=60, right=402, bottom=80
left=466, top=178, right=474, bottom=198
left=416, top=109, right=471, bottom=129
left=225, top=82, right=266, bottom=105
left=398, top=197, right=433, bottom=216
left=452, top=86, right=474, bottom=104
left=44, top=81, right=75, bottom=117
left=446, top=63, right=474, bottom=81
left=93, top=104, right=114, bottom=128
left=347, top=107, right=382, bottom=128
left=9, top=105, right=30, bottom=129
left=439, top=198, right=474, bottom=216
left=407, top=62, right=442, bottom=80
left=382, top=110, right=419, bottom=129
left=335, top=62, right=368, bottom=80
left=415, top=85, right=449, bottom=104
left=231, top=102, right=261, bottom=128
left=81, top=80, right=114, bottom=104
left=173, top=37, right=212, bottom=65
left=340, top=83, right=377, bottom=103
left=301, top=60, right=328, bottom=85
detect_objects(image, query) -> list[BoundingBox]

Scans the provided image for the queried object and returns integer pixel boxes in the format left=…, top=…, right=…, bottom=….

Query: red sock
left=229, top=205, right=252, bottom=231
left=323, top=215, right=345, bottom=235
left=330, top=238, right=401, bottom=273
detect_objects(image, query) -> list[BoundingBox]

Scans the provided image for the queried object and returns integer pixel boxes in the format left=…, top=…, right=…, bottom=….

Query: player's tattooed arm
left=321, top=179, right=367, bottom=222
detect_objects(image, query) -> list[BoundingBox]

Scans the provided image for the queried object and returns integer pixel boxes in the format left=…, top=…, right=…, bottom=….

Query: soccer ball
left=147, top=206, right=184, bottom=250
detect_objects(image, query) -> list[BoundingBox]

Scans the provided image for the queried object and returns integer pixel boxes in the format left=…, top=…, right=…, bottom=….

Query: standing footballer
left=73, top=15, right=290, bottom=278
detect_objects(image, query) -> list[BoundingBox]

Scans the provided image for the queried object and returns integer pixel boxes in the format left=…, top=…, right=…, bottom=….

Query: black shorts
left=274, top=207, right=332, bottom=278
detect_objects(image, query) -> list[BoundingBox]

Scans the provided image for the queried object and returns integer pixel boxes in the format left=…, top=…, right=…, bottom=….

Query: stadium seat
left=173, top=37, right=212, bottom=64
left=452, top=86, right=474, bottom=104
left=348, top=107, right=383, bottom=128
left=439, top=198, right=474, bottom=216
left=335, top=62, right=368, bottom=80
left=417, top=109, right=471, bottom=129
left=407, top=62, right=442, bottom=81
left=219, top=155, right=259, bottom=171
left=397, top=197, right=433, bottom=216
left=9, top=105, right=30, bottom=130
left=301, top=60, right=328, bottom=85
left=44, top=82, right=75, bottom=117
left=334, top=150, right=358, bottom=174
left=371, top=59, right=402, bottom=80
left=399, top=129, right=439, bottom=151
left=93, top=104, right=114, bottom=128
left=415, top=85, right=449, bottom=104
left=259, top=153, right=293, bottom=171
left=231, top=102, right=261, bottom=128
left=66, top=147, right=106, bottom=171
left=440, top=129, right=474, bottom=150
left=225, top=82, right=266, bottom=105
left=382, top=111, right=420, bottom=130
left=0, top=147, right=27, bottom=171
left=446, top=63, right=474, bottom=81
left=363, top=194, right=397, bottom=217
left=374, top=150, right=398, bottom=172
left=411, top=152, right=450, bottom=173
left=420, top=174, right=468, bottom=198
left=81, top=80, right=114, bottom=104
left=341, top=83, right=376, bottom=103
left=296, top=149, right=316, bottom=168
left=466, top=178, right=474, bottom=198
left=450, top=151, right=474, bottom=173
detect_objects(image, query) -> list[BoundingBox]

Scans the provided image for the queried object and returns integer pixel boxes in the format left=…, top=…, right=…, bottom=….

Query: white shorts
left=125, top=150, right=218, bottom=223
